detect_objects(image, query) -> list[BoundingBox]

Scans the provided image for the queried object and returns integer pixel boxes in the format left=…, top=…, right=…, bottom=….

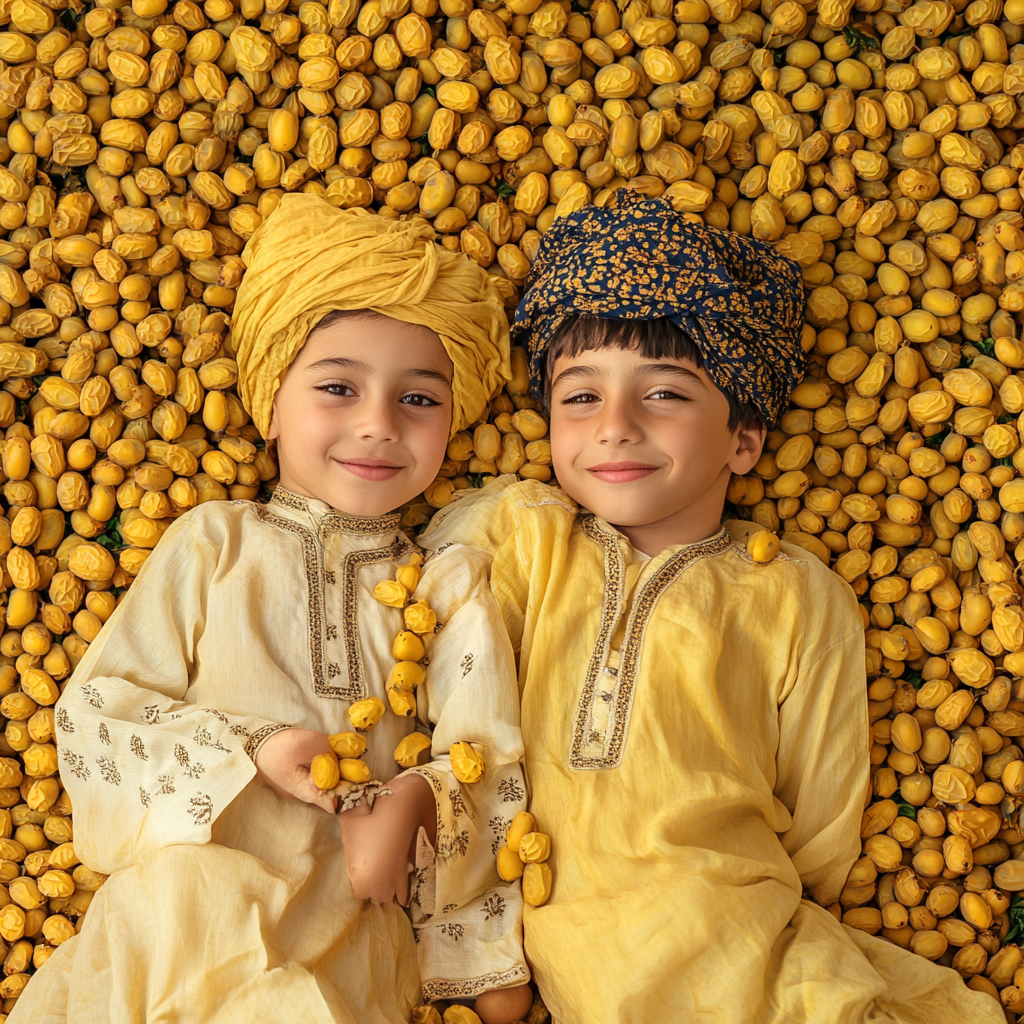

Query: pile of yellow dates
left=0, top=0, right=1022, bottom=1014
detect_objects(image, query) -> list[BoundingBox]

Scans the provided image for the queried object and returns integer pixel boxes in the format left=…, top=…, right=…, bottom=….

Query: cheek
left=406, top=413, right=450, bottom=472
left=279, top=403, right=342, bottom=451
left=662, top=413, right=731, bottom=469
left=548, top=414, right=584, bottom=472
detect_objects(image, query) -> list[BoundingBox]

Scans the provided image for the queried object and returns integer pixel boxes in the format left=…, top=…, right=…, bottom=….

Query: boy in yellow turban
left=420, top=193, right=1004, bottom=1024
left=12, top=196, right=531, bottom=1024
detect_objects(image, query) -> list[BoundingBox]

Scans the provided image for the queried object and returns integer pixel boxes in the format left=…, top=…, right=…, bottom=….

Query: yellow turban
left=231, top=194, right=510, bottom=438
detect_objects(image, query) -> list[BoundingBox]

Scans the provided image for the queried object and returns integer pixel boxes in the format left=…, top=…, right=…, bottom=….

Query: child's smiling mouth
left=336, top=458, right=405, bottom=481
left=586, top=462, right=660, bottom=483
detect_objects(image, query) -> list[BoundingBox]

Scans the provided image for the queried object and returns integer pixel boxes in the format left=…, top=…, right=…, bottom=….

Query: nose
left=594, top=393, right=643, bottom=446
left=353, top=390, right=400, bottom=443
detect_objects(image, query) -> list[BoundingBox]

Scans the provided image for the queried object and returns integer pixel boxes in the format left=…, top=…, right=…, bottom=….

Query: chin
left=343, top=496, right=402, bottom=518
left=575, top=494, right=660, bottom=527
left=309, top=483, right=399, bottom=518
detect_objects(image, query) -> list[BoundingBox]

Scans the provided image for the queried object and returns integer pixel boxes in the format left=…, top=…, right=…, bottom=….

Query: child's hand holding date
left=254, top=727, right=338, bottom=814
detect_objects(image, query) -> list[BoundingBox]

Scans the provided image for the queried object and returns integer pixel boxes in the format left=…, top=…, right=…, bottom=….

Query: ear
left=726, top=421, right=766, bottom=476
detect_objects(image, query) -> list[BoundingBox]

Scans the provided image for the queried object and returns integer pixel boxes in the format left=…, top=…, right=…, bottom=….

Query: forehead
left=298, top=316, right=451, bottom=370
left=549, top=346, right=705, bottom=374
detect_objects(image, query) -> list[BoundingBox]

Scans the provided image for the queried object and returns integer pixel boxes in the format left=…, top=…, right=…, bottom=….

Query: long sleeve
left=55, top=511, right=288, bottom=876
left=774, top=604, right=869, bottom=906
left=419, top=475, right=574, bottom=657
left=405, top=541, right=530, bottom=999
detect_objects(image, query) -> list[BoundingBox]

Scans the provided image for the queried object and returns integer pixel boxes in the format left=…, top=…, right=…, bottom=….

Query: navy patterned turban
left=512, top=190, right=807, bottom=426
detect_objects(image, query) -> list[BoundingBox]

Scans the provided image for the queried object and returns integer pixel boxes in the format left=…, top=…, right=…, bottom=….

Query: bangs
left=541, top=315, right=763, bottom=432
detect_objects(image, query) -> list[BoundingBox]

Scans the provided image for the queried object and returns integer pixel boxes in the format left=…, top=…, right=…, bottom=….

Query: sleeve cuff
left=244, top=723, right=292, bottom=762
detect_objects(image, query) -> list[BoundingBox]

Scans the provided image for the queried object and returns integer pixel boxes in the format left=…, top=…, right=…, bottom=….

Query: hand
left=475, top=985, right=534, bottom=1024
left=254, top=728, right=337, bottom=813
left=341, top=773, right=437, bottom=905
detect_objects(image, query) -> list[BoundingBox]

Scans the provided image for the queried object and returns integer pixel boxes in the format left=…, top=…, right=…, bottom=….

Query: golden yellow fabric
left=421, top=478, right=1004, bottom=1024
left=13, top=489, right=528, bottom=1024
left=232, top=195, right=511, bottom=439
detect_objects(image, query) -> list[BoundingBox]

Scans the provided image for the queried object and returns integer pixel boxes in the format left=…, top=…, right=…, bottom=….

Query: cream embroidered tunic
left=13, top=488, right=528, bottom=1024
left=420, top=477, right=1003, bottom=1024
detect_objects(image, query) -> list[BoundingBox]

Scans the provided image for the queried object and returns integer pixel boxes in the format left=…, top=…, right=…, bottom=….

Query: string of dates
left=308, top=554, right=554, bottom=1024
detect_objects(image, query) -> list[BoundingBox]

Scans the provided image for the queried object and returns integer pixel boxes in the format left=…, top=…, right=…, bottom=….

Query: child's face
left=268, top=315, right=454, bottom=517
left=548, top=345, right=765, bottom=543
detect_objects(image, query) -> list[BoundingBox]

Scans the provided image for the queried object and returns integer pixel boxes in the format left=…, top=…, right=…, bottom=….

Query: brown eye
left=315, top=383, right=355, bottom=397
left=400, top=393, right=441, bottom=407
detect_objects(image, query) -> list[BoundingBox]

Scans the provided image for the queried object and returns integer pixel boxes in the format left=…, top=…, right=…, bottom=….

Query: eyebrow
left=640, top=363, right=708, bottom=389
left=550, top=360, right=708, bottom=392
left=305, top=356, right=451, bottom=386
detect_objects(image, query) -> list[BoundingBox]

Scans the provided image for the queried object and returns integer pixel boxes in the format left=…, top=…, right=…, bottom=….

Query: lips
left=336, top=458, right=404, bottom=481
left=586, top=462, right=660, bottom=483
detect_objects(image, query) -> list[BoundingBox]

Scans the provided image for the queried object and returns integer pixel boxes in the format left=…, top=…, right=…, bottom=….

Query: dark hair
left=540, top=314, right=763, bottom=432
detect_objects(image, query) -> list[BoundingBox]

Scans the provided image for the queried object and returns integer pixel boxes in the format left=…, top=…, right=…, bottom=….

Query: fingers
left=340, top=799, right=373, bottom=819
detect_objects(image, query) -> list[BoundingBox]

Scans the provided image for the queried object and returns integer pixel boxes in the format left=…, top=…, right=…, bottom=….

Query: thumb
left=315, top=792, right=338, bottom=814
left=297, top=777, right=337, bottom=813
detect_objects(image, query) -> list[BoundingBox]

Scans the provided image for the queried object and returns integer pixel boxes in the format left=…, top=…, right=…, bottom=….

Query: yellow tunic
left=420, top=477, right=1003, bottom=1024
left=14, top=488, right=528, bottom=1024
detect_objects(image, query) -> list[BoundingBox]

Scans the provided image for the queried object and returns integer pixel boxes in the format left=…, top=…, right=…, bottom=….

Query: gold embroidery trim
left=269, top=486, right=401, bottom=535
left=253, top=504, right=409, bottom=701
left=253, top=504, right=331, bottom=696
left=570, top=519, right=733, bottom=770
left=569, top=516, right=624, bottom=768
left=244, top=723, right=290, bottom=761
left=420, top=964, right=530, bottom=1001
left=338, top=538, right=410, bottom=700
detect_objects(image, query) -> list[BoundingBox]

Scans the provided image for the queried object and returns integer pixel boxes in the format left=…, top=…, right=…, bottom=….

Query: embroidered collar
left=579, top=513, right=733, bottom=563
left=268, top=486, right=401, bottom=537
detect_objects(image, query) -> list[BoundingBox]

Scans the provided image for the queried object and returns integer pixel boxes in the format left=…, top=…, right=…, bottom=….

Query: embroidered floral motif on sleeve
left=187, top=793, right=214, bottom=825
left=139, top=787, right=151, bottom=807
left=459, top=653, right=474, bottom=678
left=63, top=750, right=90, bottom=780
left=451, top=830, right=470, bottom=857
left=130, top=735, right=147, bottom=760
left=98, top=722, right=111, bottom=745
left=449, top=788, right=467, bottom=819
left=174, top=744, right=206, bottom=779
left=96, top=757, right=121, bottom=785
left=439, top=922, right=465, bottom=941
left=498, top=777, right=524, bottom=803
left=481, top=894, right=506, bottom=920
left=55, top=708, right=73, bottom=733
left=201, top=709, right=229, bottom=724
left=488, top=816, right=512, bottom=854
left=143, top=705, right=161, bottom=725
left=192, top=725, right=228, bottom=751
left=80, top=684, right=104, bottom=708
left=157, top=774, right=175, bottom=795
